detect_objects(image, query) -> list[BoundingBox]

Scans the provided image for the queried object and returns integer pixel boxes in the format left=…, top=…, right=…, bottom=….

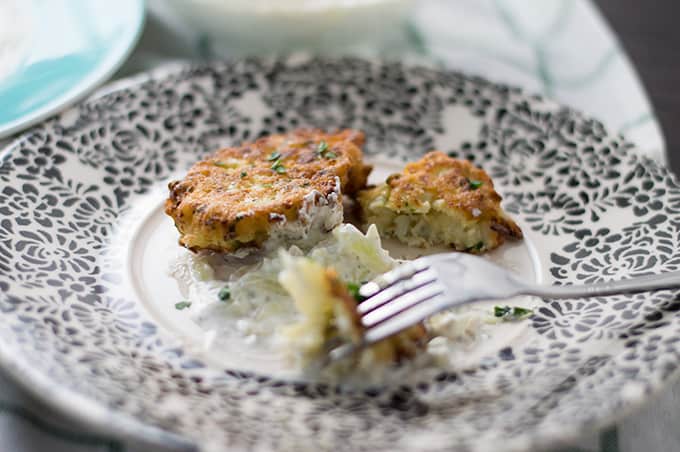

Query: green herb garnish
left=346, top=282, right=365, bottom=304
left=316, top=140, right=336, bottom=159
left=494, top=305, right=533, bottom=321
left=267, top=151, right=281, bottom=161
left=317, top=140, right=329, bottom=154
left=175, top=301, right=192, bottom=310
left=467, top=241, right=484, bottom=252
left=218, top=286, right=231, bottom=301
left=468, top=179, right=483, bottom=189
left=240, top=171, right=247, bottom=178
left=271, top=160, right=286, bottom=174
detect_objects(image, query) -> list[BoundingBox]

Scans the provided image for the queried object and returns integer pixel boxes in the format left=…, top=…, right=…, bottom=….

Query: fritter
left=357, top=151, right=522, bottom=252
left=165, top=129, right=372, bottom=254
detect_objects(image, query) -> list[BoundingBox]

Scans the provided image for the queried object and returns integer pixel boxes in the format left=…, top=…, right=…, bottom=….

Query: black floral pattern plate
left=1, top=57, right=680, bottom=452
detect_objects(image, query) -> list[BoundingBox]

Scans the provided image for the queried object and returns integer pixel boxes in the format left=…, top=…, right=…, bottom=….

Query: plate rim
left=0, top=63, right=193, bottom=452
left=0, top=57, right=678, bottom=452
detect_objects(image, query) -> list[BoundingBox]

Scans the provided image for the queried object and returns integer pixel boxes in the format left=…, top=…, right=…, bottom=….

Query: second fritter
left=166, top=129, right=372, bottom=253
left=357, top=151, right=522, bottom=252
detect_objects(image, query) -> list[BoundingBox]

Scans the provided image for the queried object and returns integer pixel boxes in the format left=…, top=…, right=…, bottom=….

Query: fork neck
left=522, top=270, right=680, bottom=300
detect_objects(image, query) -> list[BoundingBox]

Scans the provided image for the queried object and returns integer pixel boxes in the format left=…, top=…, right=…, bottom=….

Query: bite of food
left=279, top=251, right=428, bottom=369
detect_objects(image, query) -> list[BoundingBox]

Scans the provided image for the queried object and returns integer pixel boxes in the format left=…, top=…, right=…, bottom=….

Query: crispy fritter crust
left=165, top=129, right=372, bottom=253
left=357, top=151, right=522, bottom=252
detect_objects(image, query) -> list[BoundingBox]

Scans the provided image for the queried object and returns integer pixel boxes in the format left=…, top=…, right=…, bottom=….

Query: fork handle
left=523, top=270, right=680, bottom=299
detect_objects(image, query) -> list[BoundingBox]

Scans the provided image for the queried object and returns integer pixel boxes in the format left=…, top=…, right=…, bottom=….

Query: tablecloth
left=0, top=1, right=676, bottom=451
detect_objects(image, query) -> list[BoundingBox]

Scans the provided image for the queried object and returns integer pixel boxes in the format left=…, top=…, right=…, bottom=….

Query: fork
left=328, top=252, right=680, bottom=362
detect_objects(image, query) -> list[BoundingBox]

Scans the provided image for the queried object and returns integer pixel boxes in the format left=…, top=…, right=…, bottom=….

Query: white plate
left=1, top=58, right=679, bottom=452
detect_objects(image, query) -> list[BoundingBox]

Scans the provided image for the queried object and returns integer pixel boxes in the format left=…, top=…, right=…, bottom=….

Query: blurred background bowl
left=157, top=0, right=416, bottom=56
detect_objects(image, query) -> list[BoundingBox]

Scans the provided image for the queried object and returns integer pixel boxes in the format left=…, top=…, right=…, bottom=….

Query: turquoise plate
left=0, top=0, right=145, bottom=138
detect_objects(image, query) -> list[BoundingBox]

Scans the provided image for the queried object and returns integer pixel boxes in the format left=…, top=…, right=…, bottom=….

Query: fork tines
left=357, top=260, right=445, bottom=343
left=359, top=259, right=430, bottom=299
left=327, top=259, right=449, bottom=363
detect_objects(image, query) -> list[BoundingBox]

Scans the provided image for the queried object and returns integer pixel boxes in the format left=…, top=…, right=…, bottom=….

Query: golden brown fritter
left=165, top=129, right=372, bottom=253
left=357, top=151, right=522, bottom=252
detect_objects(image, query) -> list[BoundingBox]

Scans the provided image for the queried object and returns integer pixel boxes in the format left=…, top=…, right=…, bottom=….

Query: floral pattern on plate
left=0, top=57, right=679, bottom=452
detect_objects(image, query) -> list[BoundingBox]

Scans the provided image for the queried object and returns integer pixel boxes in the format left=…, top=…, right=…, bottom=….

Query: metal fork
left=328, top=252, right=680, bottom=362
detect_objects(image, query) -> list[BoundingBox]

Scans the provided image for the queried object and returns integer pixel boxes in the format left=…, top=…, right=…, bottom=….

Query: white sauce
left=264, top=176, right=343, bottom=252
left=228, top=177, right=343, bottom=258
left=168, top=224, right=514, bottom=381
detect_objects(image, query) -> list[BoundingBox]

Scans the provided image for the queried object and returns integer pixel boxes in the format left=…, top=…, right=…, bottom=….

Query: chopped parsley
left=175, top=301, right=192, bottom=310
left=316, top=140, right=336, bottom=159
left=467, top=241, right=484, bottom=252
left=346, top=282, right=365, bottom=304
left=271, top=160, right=286, bottom=174
left=240, top=171, right=247, bottom=178
left=468, top=178, right=483, bottom=189
left=494, top=305, right=533, bottom=321
left=218, top=286, right=231, bottom=301
left=267, top=151, right=281, bottom=161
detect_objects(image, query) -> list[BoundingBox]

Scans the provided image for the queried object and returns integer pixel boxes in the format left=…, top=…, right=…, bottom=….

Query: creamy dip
left=168, top=224, right=513, bottom=381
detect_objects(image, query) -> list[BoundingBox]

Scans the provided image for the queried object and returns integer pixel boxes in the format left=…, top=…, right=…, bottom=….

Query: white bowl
left=159, top=0, right=416, bottom=56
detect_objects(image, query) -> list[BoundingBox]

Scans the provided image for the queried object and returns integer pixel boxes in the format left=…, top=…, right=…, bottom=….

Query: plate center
left=126, top=160, right=544, bottom=381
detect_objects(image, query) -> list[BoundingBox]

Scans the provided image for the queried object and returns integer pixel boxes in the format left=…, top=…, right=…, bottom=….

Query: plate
left=0, top=0, right=145, bottom=138
left=1, top=57, right=680, bottom=452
